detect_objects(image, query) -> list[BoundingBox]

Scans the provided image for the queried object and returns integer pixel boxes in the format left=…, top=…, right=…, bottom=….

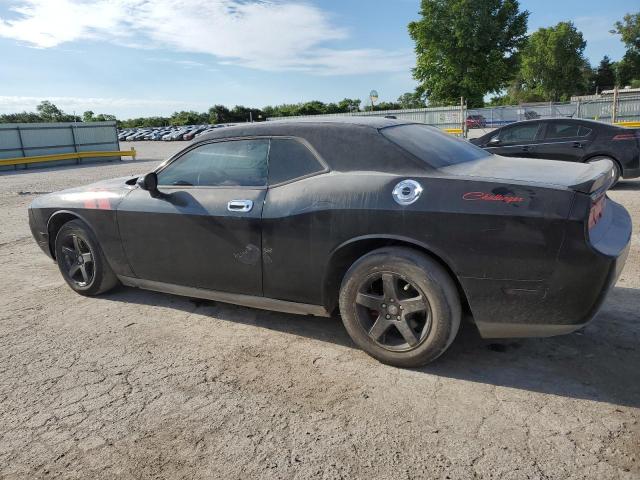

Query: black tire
left=339, top=247, right=461, bottom=368
left=54, top=219, right=118, bottom=296
left=587, top=156, right=621, bottom=186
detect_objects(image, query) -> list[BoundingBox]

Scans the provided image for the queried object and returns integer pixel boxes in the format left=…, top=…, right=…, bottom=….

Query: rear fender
left=323, top=234, right=468, bottom=315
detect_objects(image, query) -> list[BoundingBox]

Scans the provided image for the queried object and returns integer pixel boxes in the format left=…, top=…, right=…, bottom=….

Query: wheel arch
left=47, top=210, right=97, bottom=259
left=322, top=235, right=470, bottom=316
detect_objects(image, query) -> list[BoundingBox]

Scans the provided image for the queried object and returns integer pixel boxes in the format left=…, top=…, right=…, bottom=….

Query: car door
left=261, top=137, right=329, bottom=305
left=533, top=120, right=594, bottom=162
left=117, top=138, right=269, bottom=296
left=484, top=122, right=542, bottom=158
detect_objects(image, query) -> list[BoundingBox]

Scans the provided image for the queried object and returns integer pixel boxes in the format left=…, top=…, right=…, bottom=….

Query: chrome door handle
left=227, top=199, right=253, bottom=212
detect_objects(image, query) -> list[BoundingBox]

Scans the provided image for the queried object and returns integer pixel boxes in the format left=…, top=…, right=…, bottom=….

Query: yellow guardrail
left=0, top=148, right=137, bottom=167
left=444, top=128, right=464, bottom=135
left=615, top=121, right=640, bottom=128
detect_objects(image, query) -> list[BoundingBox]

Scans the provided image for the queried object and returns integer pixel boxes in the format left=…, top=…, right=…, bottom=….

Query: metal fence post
left=70, top=123, right=80, bottom=164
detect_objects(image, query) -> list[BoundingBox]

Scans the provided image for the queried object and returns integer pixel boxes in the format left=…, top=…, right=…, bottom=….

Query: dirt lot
left=1, top=141, right=639, bottom=479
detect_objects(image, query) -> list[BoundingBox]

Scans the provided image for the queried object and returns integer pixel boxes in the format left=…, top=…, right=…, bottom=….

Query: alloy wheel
left=354, top=272, right=432, bottom=352
left=60, top=234, right=95, bottom=287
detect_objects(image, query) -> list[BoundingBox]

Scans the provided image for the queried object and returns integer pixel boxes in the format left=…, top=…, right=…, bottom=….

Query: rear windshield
left=381, top=124, right=490, bottom=167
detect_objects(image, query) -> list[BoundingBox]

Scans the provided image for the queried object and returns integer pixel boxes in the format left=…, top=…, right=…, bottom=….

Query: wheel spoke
left=68, top=264, right=80, bottom=277
left=356, top=292, right=383, bottom=310
left=72, top=235, right=81, bottom=253
left=395, top=319, right=419, bottom=347
left=368, top=316, right=392, bottom=341
left=81, top=252, right=93, bottom=263
left=400, top=296, right=426, bottom=315
left=79, top=265, right=89, bottom=283
left=382, top=273, right=399, bottom=300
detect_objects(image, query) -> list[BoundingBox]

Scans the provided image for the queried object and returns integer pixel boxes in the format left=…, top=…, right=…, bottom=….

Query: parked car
left=470, top=118, right=640, bottom=183
left=466, top=114, right=487, bottom=129
left=183, top=126, right=208, bottom=141
left=28, top=118, right=631, bottom=368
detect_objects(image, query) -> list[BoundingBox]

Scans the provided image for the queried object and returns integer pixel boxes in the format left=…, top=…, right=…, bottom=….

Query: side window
left=499, top=123, right=540, bottom=143
left=578, top=126, right=592, bottom=137
left=157, top=139, right=269, bottom=187
left=545, top=122, right=583, bottom=139
left=268, top=138, right=325, bottom=185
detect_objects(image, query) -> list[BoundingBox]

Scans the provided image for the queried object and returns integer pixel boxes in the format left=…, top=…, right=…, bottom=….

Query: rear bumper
left=466, top=199, right=631, bottom=338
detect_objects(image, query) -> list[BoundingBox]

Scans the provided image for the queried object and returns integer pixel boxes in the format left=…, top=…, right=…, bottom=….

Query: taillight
left=588, top=194, right=606, bottom=229
left=612, top=131, right=640, bottom=141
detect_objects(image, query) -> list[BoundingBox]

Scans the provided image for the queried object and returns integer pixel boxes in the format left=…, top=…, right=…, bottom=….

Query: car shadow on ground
left=103, top=285, right=640, bottom=408
left=612, top=180, right=640, bottom=191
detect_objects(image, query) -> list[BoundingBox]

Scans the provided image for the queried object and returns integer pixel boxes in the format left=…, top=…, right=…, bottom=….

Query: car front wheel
left=339, top=247, right=461, bottom=368
left=54, top=219, right=118, bottom=296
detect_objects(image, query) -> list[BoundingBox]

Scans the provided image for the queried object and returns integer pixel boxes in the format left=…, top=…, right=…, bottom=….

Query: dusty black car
left=29, top=118, right=631, bottom=367
left=470, top=118, right=640, bottom=183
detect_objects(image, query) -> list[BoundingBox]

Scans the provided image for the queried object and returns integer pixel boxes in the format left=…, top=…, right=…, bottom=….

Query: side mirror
left=488, top=136, right=500, bottom=146
left=137, top=172, right=158, bottom=194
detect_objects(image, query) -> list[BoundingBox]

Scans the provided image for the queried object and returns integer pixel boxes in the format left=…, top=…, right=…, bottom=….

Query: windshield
left=381, top=124, right=491, bottom=168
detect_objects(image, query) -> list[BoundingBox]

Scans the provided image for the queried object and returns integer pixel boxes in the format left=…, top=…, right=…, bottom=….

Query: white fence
left=267, top=95, right=640, bottom=135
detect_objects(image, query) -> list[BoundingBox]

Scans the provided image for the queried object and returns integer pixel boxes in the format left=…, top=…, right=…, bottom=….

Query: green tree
left=397, top=90, right=425, bottom=109
left=614, top=12, right=640, bottom=50
left=209, top=105, right=232, bottom=123
left=593, top=56, right=616, bottom=90
left=36, top=101, right=79, bottom=122
left=613, top=12, right=640, bottom=86
left=94, top=113, right=117, bottom=122
left=0, top=111, right=43, bottom=123
left=408, top=0, right=528, bottom=107
left=336, top=98, right=361, bottom=112
left=170, top=110, right=209, bottom=126
left=520, top=22, right=588, bottom=101
left=83, top=110, right=95, bottom=122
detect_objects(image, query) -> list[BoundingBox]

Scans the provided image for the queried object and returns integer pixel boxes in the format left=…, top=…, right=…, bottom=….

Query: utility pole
left=460, top=97, right=466, bottom=138
left=611, top=86, right=619, bottom=124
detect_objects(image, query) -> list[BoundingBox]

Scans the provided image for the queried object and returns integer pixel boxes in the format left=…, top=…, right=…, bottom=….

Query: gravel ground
left=0, top=141, right=639, bottom=479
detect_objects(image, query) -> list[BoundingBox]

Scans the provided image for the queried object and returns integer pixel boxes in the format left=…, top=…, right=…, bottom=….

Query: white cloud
left=0, top=95, right=200, bottom=114
left=0, top=0, right=413, bottom=75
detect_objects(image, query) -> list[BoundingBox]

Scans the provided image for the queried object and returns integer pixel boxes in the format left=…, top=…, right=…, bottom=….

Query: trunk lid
left=440, top=155, right=615, bottom=194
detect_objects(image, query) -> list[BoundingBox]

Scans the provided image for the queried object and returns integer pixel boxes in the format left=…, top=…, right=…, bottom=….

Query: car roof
left=501, top=117, right=611, bottom=127
left=193, top=116, right=423, bottom=172
left=197, top=116, right=411, bottom=141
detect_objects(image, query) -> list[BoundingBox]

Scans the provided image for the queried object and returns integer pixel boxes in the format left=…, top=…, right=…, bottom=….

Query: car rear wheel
left=54, top=219, right=118, bottom=296
left=587, top=156, right=621, bottom=186
left=339, top=247, right=461, bottom=368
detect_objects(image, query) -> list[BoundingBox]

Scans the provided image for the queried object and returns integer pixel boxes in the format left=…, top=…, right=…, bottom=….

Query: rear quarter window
left=381, top=124, right=490, bottom=168
left=268, top=138, right=325, bottom=185
left=545, top=122, right=591, bottom=139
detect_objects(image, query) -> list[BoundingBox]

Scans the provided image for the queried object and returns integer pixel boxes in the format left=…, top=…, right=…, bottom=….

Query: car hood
left=440, top=155, right=615, bottom=194
left=30, top=175, right=139, bottom=209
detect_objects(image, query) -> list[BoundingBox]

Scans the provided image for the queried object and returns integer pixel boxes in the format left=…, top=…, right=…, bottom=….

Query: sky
left=0, top=0, right=634, bottom=119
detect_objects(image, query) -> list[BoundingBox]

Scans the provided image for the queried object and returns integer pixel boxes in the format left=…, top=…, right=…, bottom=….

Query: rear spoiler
left=569, top=159, right=616, bottom=196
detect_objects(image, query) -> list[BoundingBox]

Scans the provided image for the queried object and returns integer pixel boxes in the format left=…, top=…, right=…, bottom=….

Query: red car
left=466, top=114, right=487, bottom=129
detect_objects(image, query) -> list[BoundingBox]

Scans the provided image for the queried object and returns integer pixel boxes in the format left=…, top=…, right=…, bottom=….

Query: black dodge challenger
left=29, top=118, right=631, bottom=367
left=470, top=118, right=640, bottom=183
